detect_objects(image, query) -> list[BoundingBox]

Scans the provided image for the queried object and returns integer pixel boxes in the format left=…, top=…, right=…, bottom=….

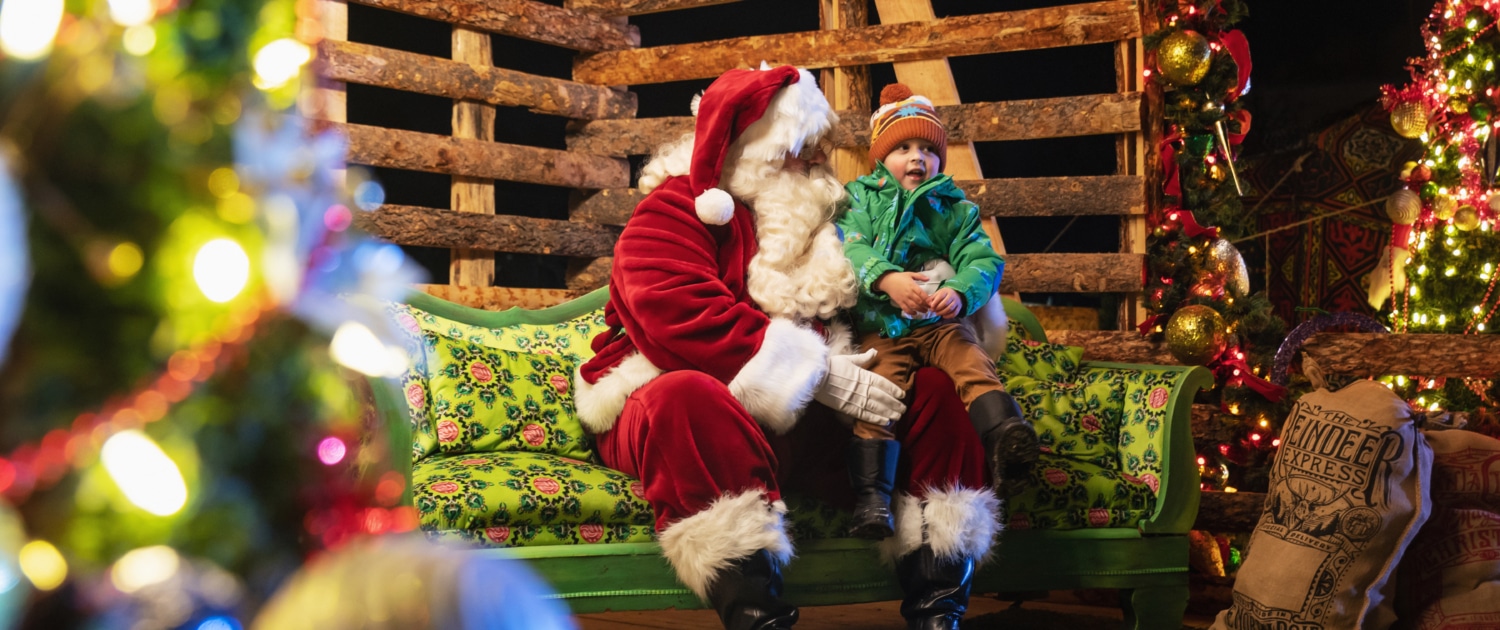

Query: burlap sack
left=1213, top=380, right=1433, bottom=630
left=1393, top=429, right=1500, bottom=629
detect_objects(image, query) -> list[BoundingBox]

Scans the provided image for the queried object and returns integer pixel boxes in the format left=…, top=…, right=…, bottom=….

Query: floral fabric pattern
left=998, top=337, right=1085, bottom=382
left=1000, top=368, right=1126, bottom=468
left=412, top=451, right=655, bottom=548
left=1005, top=453, right=1157, bottom=530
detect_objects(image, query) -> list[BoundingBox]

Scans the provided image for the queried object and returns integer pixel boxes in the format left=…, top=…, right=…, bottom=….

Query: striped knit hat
left=868, top=83, right=947, bottom=171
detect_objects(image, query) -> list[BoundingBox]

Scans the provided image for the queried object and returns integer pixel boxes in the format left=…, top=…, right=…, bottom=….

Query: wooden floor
left=577, top=593, right=1220, bottom=629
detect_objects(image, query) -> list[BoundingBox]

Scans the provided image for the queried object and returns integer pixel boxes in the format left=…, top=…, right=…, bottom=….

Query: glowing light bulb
left=1446, top=267, right=1458, bottom=276
left=101, top=430, right=188, bottom=516
left=1468, top=53, right=1476, bottom=64
left=193, top=238, right=250, bottom=303
left=1481, top=323, right=1488, bottom=331
left=0, top=0, right=64, bottom=59
left=329, top=321, right=409, bottom=377
left=252, top=38, right=312, bottom=90
left=18, top=541, right=66, bottom=591
left=111, top=546, right=179, bottom=593
left=317, top=437, right=346, bottom=465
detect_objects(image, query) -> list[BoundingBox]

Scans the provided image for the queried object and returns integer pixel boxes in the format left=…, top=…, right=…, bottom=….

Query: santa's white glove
left=814, top=349, right=907, bottom=426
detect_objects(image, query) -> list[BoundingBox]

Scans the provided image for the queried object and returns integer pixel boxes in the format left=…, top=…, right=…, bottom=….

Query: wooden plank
left=566, top=257, right=613, bottom=291
left=1302, top=333, right=1500, bottom=379
left=1114, top=0, right=1156, bottom=331
left=961, top=175, right=1144, bottom=217
left=346, top=0, right=639, bottom=53
left=318, top=40, right=637, bottom=120
left=572, top=176, right=1145, bottom=226
left=1047, top=330, right=1177, bottom=364
left=334, top=122, right=630, bottom=189
left=820, top=0, right=871, bottom=185
left=564, top=0, right=738, bottom=17
left=416, top=285, right=588, bottom=311
left=352, top=204, right=621, bottom=257
left=312, top=0, right=347, bottom=124
left=451, top=27, right=496, bottom=288
left=566, top=94, right=1142, bottom=157
left=572, top=0, right=1140, bottom=85
left=999, top=253, right=1143, bottom=293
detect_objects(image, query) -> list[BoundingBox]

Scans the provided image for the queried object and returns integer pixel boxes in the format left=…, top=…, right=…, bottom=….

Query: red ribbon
left=1138, top=314, right=1165, bottom=336
left=1214, top=351, right=1288, bottom=403
left=1226, top=110, right=1251, bottom=145
left=1392, top=223, right=1413, bottom=250
left=1162, top=139, right=1181, bottom=198
left=1219, top=30, right=1251, bottom=103
left=1174, top=208, right=1221, bottom=240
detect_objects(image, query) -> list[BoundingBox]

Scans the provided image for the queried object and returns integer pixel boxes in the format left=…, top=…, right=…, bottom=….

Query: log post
left=451, top=28, right=497, bottom=288
left=819, top=0, right=871, bottom=185
left=1114, top=0, right=1159, bottom=330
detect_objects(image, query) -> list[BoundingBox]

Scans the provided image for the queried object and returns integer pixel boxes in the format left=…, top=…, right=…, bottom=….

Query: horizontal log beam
left=571, top=175, right=1146, bottom=226
left=565, top=94, right=1141, bottom=157
left=347, top=0, right=638, bottom=53
left=1195, top=491, right=1264, bottom=532
left=565, top=0, right=738, bottom=17
left=354, top=205, right=620, bottom=257
left=417, top=284, right=589, bottom=311
left=318, top=40, right=637, bottom=120
left=1302, top=332, right=1500, bottom=378
left=1046, top=330, right=1176, bottom=364
left=573, top=0, right=1139, bottom=84
left=1000, top=253, right=1143, bottom=293
left=963, top=175, right=1144, bottom=217
left=334, top=122, right=630, bottom=189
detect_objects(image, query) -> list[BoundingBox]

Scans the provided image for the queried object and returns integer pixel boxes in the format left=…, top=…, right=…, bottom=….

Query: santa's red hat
left=688, top=65, right=836, bottom=225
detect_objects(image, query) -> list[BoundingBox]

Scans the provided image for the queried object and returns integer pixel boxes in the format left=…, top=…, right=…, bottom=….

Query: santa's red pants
left=596, top=367, right=988, bottom=532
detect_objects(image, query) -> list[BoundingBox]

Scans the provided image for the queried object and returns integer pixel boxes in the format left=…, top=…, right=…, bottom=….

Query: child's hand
left=928, top=287, right=962, bottom=319
left=875, top=272, right=931, bottom=316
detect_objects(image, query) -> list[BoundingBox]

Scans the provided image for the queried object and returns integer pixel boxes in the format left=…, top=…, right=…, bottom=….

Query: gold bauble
left=1432, top=193, right=1458, bottom=220
left=1208, top=162, right=1227, bottom=181
left=1208, top=238, right=1251, bottom=296
left=1386, top=189, right=1422, bottom=225
left=1165, top=305, right=1228, bottom=365
left=1455, top=205, right=1481, bottom=231
left=1157, top=30, right=1213, bottom=86
left=1390, top=102, right=1429, bottom=139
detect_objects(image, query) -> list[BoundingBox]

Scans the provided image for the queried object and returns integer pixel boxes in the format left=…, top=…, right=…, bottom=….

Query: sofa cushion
left=413, top=451, right=656, bottom=548
left=1005, top=453, right=1157, bottom=530
left=1000, top=368, right=1126, bottom=469
left=998, top=337, right=1084, bottom=383
left=423, top=334, right=593, bottom=461
left=1109, top=367, right=1182, bottom=483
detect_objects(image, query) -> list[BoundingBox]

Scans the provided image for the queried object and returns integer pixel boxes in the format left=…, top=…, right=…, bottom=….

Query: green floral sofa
left=368, top=288, right=1213, bottom=629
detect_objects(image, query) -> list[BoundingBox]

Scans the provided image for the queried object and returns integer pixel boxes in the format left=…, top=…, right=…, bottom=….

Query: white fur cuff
left=657, top=490, right=793, bottom=600
left=729, top=318, right=829, bottom=434
left=696, top=188, right=735, bottom=225
left=878, top=487, right=1001, bottom=565
left=572, top=353, right=664, bottom=434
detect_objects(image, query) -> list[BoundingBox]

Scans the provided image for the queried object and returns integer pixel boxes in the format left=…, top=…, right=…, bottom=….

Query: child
left=836, top=84, right=1039, bottom=539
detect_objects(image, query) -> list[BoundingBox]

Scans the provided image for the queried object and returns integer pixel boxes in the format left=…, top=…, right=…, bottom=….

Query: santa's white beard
left=725, top=160, right=859, bottom=321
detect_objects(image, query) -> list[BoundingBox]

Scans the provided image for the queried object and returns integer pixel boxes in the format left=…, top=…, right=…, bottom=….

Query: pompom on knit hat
left=686, top=65, right=834, bottom=225
left=868, top=83, right=947, bottom=172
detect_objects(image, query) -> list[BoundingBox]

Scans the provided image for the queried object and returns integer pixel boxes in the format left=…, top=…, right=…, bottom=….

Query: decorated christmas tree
left=1142, top=0, right=1289, bottom=492
left=1380, top=0, right=1500, bottom=415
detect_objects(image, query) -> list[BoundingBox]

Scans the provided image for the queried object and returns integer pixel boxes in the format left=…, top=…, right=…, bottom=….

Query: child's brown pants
left=850, top=319, right=1004, bottom=440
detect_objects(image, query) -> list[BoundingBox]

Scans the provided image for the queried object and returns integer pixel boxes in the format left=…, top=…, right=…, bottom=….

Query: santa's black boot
left=970, top=390, right=1039, bottom=498
left=705, top=549, right=799, bottom=630
left=847, top=438, right=900, bottom=539
left=897, top=545, right=975, bottom=630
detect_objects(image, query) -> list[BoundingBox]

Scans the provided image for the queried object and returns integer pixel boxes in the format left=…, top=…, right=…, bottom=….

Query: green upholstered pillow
left=999, top=370, right=1124, bottom=468
left=1005, top=453, right=1157, bottom=530
left=421, top=334, right=594, bottom=461
left=998, top=337, right=1085, bottom=383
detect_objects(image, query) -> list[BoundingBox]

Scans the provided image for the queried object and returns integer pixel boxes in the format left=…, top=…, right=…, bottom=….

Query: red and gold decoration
left=1144, top=0, right=1287, bottom=492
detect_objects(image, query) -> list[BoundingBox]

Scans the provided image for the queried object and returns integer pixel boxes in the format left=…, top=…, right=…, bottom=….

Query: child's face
left=882, top=138, right=941, bottom=191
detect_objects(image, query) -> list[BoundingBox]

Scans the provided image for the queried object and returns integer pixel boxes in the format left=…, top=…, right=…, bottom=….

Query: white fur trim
left=572, top=353, right=664, bottom=434
left=824, top=319, right=856, bottom=357
left=878, top=487, right=1001, bottom=565
left=728, top=318, right=829, bottom=435
left=735, top=68, right=837, bottom=167
left=695, top=187, right=735, bottom=225
left=657, top=490, right=793, bottom=600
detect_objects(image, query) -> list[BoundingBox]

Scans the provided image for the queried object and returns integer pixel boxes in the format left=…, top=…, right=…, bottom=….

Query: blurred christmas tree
left=0, top=0, right=424, bottom=625
left=1142, top=0, right=1289, bottom=492
left=1379, top=0, right=1500, bottom=415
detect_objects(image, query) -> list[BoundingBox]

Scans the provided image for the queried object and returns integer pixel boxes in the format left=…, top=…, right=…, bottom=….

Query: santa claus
left=574, top=65, right=997, bottom=630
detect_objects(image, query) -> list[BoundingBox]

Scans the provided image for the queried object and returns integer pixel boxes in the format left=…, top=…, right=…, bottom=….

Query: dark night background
left=342, top=0, right=1433, bottom=305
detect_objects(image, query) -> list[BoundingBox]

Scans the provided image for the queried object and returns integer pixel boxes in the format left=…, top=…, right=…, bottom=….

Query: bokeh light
left=252, top=38, right=311, bottom=90
left=316, top=437, right=345, bottom=466
left=328, top=321, right=407, bottom=377
left=110, top=545, right=180, bottom=593
left=107, top=0, right=153, bottom=27
left=101, top=430, right=188, bottom=516
left=193, top=238, right=250, bottom=303
left=107, top=242, right=144, bottom=280
left=122, top=24, right=156, bottom=55
left=18, top=540, right=66, bottom=591
left=0, top=0, right=64, bottom=60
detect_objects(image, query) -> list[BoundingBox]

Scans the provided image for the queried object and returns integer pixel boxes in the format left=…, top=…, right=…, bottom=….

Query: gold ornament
left=1165, top=305, right=1228, bottom=365
left=1208, top=238, right=1251, bottom=296
left=1157, top=30, right=1213, bottom=86
left=1455, top=205, right=1481, bottom=231
left=1390, top=102, right=1429, bottom=139
left=1386, top=189, right=1422, bottom=225
left=1450, top=98, right=1471, bottom=115
left=1433, top=193, right=1458, bottom=220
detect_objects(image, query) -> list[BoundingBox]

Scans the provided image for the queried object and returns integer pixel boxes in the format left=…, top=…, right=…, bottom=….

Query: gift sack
left=1393, top=429, right=1500, bottom=630
left=1213, top=380, right=1433, bottom=630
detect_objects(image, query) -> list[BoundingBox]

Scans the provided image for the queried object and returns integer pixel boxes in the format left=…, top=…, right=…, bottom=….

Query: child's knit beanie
left=868, top=83, right=948, bottom=171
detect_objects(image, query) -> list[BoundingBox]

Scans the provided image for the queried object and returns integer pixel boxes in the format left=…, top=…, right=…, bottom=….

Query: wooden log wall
left=316, top=0, right=1159, bottom=315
